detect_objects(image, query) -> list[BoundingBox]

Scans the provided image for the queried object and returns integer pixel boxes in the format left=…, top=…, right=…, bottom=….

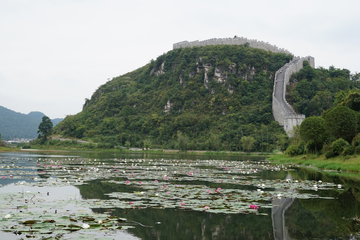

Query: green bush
left=355, top=146, right=360, bottom=154
left=305, top=140, right=316, bottom=153
left=343, top=146, right=354, bottom=156
left=325, top=150, right=335, bottom=159
left=285, top=144, right=297, bottom=156
left=352, top=133, right=360, bottom=147
left=331, top=138, right=350, bottom=156
left=296, top=141, right=305, bottom=155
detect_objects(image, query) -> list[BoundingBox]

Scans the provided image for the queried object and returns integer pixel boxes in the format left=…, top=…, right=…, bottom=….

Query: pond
left=0, top=151, right=359, bottom=239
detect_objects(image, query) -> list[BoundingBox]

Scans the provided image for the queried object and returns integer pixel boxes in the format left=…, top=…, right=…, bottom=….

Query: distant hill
left=0, top=106, right=63, bottom=139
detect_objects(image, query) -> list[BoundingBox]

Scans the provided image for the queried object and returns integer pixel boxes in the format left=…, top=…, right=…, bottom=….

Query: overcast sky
left=1, top=0, right=359, bottom=119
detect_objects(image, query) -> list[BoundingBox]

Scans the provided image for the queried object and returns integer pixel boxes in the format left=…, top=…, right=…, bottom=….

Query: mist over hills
left=0, top=106, right=62, bottom=139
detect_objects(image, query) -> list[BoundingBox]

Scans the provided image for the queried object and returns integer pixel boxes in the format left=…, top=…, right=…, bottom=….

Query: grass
left=268, top=154, right=360, bottom=172
left=0, top=146, right=18, bottom=152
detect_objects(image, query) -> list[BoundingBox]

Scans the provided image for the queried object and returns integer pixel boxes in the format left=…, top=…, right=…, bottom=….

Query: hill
left=0, top=106, right=63, bottom=139
left=54, top=44, right=294, bottom=151
left=53, top=43, right=358, bottom=151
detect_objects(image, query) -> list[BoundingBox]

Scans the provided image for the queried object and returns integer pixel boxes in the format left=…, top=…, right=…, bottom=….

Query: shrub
left=285, top=145, right=297, bottom=156
left=325, top=150, right=335, bottom=159
left=352, top=133, right=360, bottom=147
left=343, top=146, right=354, bottom=156
left=296, top=141, right=305, bottom=155
left=331, top=138, right=351, bottom=156
left=305, top=140, right=316, bottom=153
left=324, top=106, right=357, bottom=142
left=355, top=146, right=360, bottom=155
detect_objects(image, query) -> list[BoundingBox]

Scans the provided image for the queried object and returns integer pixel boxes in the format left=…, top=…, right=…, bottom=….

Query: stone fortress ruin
left=173, top=37, right=315, bottom=137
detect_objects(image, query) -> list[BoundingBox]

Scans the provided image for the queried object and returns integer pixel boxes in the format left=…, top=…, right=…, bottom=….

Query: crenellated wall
left=173, top=37, right=292, bottom=55
left=173, top=37, right=314, bottom=137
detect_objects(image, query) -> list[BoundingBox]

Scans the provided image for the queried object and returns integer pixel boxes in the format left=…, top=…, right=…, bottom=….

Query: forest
left=52, top=44, right=359, bottom=152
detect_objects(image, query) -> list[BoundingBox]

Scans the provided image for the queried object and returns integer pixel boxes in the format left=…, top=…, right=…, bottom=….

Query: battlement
left=173, top=37, right=292, bottom=55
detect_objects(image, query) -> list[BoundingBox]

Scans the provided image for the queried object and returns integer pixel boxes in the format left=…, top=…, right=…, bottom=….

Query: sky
left=1, top=0, right=359, bottom=119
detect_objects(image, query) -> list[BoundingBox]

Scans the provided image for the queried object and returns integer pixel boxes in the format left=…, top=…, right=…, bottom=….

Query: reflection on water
left=0, top=151, right=360, bottom=239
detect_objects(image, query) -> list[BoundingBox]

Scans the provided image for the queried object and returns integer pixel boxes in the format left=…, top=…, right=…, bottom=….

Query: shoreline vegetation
left=268, top=154, right=360, bottom=173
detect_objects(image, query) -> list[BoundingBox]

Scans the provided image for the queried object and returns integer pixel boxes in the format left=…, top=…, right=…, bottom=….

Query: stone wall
left=173, top=37, right=292, bottom=55
left=272, top=56, right=314, bottom=137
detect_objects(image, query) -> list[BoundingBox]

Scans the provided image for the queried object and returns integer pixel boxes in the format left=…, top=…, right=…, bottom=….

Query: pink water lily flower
left=155, top=180, right=158, bottom=183
left=129, top=202, right=134, bottom=204
left=250, top=204, right=258, bottom=210
left=181, top=203, right=185, bottom=206
left=163, top=185, right=167, bottom=188
left=126, top=180, right=130, bottom=184
left=204, top=206, right=210, bottom=210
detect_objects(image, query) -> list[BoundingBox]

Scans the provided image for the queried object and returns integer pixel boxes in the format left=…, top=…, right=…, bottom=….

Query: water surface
left=0, top=151, right=359, bottom=239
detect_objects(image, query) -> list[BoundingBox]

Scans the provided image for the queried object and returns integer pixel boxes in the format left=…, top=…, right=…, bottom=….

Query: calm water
left=0, top=151, right=359, bottom=240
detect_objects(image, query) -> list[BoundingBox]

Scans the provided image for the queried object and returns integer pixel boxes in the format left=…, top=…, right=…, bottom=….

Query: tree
left=299, top=116, right=327, bottom=152
left=177, top=131, right=187, bottom=151
left=241, top=136, right=256, bottom=152
left=324, top=106, right=357, bottom=142
left=143, top=139, right=151, bottom=150
left=340, top=91, right=360, bottom=111
left=37, top=116, right=53, bottom=142
left=125, top=140, right=131, bottom=149
left=0, top=133, right=4, bottom=147
left=277, top=134, right=288, bottom=151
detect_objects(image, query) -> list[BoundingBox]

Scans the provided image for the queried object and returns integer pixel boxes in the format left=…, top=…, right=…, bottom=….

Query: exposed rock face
left=214, top=67, right=227, bottom=83
left=243, top=66, right=256, bottom=81
left=164, top=99, right=172, bottom=114
left=203, top=64, right=212, bottom=89
left=154, top=62, right=165, bottom=76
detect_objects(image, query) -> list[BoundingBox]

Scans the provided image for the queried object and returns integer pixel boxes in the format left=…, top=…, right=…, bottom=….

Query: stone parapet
left=173, top=37, right=292, bottom=55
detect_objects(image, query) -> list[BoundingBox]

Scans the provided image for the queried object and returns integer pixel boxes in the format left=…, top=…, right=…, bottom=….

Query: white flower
left=98, top=220, right=102, bottom=224
left=4, top=214, right=11, bottom=219
left=82, top=223, right=90, bottom=229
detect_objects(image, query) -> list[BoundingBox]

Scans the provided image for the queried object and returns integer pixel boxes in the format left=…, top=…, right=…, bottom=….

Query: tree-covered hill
left=0, top=106, right=62, bottom=139
left=54, top=44, right=294, bottom=151
left=286, top=63, right=360, bottom=117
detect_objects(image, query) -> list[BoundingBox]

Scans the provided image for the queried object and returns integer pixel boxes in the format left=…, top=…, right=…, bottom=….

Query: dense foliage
left=284, top=61, right=360, bottom=157
left=54, top=45, right=293, bottom=151
left=286, top=63, right=360, bottom=117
